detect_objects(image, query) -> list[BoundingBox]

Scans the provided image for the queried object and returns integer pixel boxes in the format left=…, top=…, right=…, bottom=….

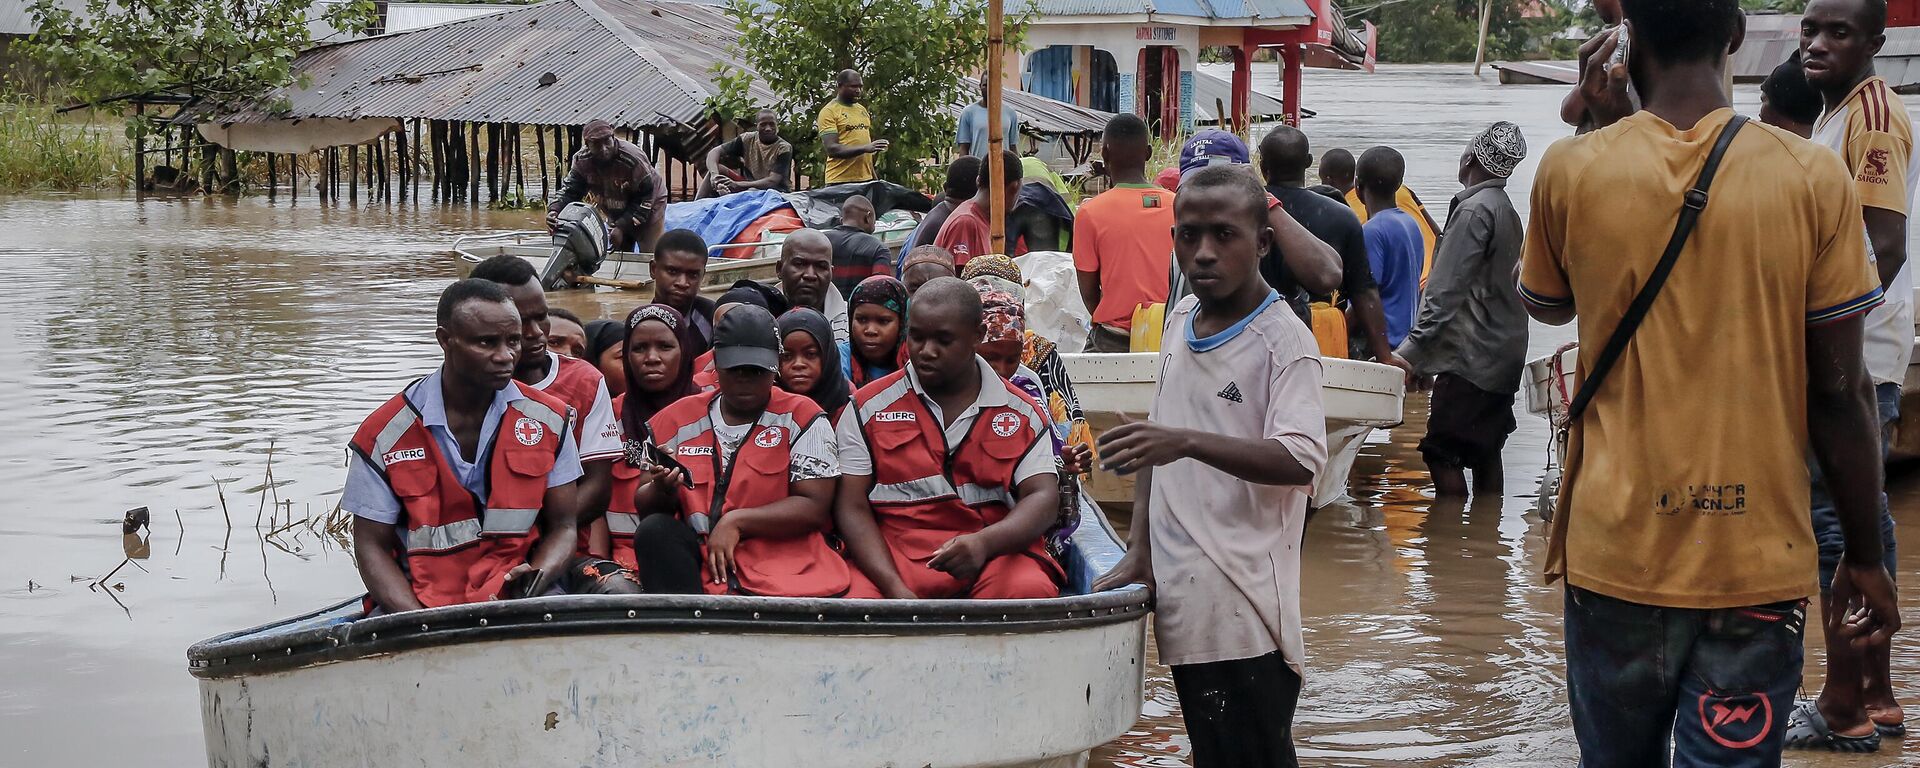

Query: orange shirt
left=1072, top=184, right=1176, bottom=330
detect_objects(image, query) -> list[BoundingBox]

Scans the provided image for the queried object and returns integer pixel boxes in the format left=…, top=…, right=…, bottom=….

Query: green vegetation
left=1350, top=0, right=1580, bottom=63
left=0, top=101, right=124, bottom=189
left=713, top=0, right=1035, bottom=187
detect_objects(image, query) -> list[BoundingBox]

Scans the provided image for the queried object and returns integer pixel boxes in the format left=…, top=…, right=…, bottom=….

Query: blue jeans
left=1565, top=587, right=1808, bottom=767
left=1808, top=381, right=1901, bottom=591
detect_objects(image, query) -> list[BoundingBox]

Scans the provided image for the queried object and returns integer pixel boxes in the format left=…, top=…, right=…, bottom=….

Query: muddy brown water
left=1, top=64, right=1916, bottom=766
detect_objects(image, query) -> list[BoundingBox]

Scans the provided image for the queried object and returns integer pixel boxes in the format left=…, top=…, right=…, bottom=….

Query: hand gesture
left=1831, top=561, right=1902, bottom=651
left=498, top=564, right=544, bottom=600
left=1062, top=442, right=1094, bottom=477
left=544, top=210, right=561, bottom=233
left=714, top=175, right=735, bottom=193
left=869, top=139, right=891, bottom=153
left=1096, top=421, right=1188, bottom=476
left=706, top=517, right=741, bottom=586
left=1577, top=27, right=1633, bottom=129
left=927, top=533, right=989, bottom=582
left=1091, top=549, right=1152, bottom=593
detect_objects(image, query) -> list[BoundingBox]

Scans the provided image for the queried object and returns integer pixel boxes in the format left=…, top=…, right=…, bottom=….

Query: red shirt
left=934, top=199, right=991, bottom=267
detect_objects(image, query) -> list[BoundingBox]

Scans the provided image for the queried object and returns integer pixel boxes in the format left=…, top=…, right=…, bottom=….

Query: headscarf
left=848, top=275, right=908, bottom=320
left=898, top=245, right=956, bottom=277
left=619, top=303, right=699, bottom=458
left=1469, top=121, right=1527, bottom=180
left=776, top=308, right=851, bottom=415
left=583, top=319, right=624, bottom=365
left=977, top=288, right=1026, bottom=345
left=960, top=254, right=1024, bottom=301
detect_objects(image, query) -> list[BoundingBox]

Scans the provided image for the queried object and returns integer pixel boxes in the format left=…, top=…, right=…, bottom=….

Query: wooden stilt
left=430, top=120, right=445, bottom=202
left=267, top=153, right=277, bottom=200
left=513, top=124, right=526, bottom=202
left=396, top=128, right=408, bottom=203
left=133, top=102, right=145, bottom=200
left=468, top=122, right=481, bottom=206
left=536, top=125, right=549, bottom=202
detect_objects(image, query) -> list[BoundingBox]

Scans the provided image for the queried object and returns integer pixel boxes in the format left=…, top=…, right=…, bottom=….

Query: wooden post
left=290, top=153, right=298, bottom=203
left=267, top=153, right=277, bottom=200
left=1473, top=0, right=1492, bottom=76
left=985, top=0, right=1006, bottom=255
left=468, top=122, right=481, bottom=205
left=430, top=121, right=445, bottom=202
left=396, top=127, right=408, bottom=202
left=514, top=125, right=526, bottom=202
left=536, top=125, right=549, bottom=202
left=485, top=123, right=499, bottom=205
left=133, top=102, right=145, bottom=200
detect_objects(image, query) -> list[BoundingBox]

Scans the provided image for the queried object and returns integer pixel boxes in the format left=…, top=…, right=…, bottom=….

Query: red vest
left=604, top=394, right=646, bottom=571
left=539, top=353, right=612, bottom=555
left=648, top=389, right=852, bottom=597
left=852, top=370, right=1046, bottom=562
left=348, top=381, right=570, bottom=609
left=692, top=350, right=718, bottom=392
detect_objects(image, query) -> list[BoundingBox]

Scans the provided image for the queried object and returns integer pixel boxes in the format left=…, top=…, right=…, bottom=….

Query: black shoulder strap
left=1564, top=114, right=1748, bottom=424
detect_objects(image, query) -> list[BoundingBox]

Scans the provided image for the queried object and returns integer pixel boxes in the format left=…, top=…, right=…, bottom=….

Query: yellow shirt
left=1347, top=186, right=1439, bottom=280
left=1519, top=109, right=1879, bottom=609
left=816, top=100, right=875, bottom=185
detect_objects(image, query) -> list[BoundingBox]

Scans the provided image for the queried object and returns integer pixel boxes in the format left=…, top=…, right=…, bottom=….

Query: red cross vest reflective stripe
left=647, top=389, right=852, bottom=597
left=348, top=381, right=569, bottom=609
left=852, top=370, right=1046, bottom=563
left=605, top=394, right=646, bottom=571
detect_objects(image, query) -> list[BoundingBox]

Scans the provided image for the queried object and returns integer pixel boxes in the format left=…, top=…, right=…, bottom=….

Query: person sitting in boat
left=698, top=109, right=793, bottom=198
left=842, top=275, right=909, bottom=387
left=974, top=287, right=1089, bottom=558
left=649, top=229, right=718, bottom=358
left=546, top=307, right=588, bottom=359
left=547, top=119, right=666, bottom=255
left=600, top=304, right=701, bottom=570
left=470, top=255, right=624, bottom=559
left=833, top=277, right=1064, bottom=600
left=960, top=254, right=1094, bottom=465
left=778, top=308, right=854, bottom=421
left=899, top=246, right=957, bottom=296
left=583, top=319, right=625, bottom=398
left=343, top=279, right=639, bottom=614
left=776, top=229, right=850, bottom=343
left=693, top=283, right=786, bottom=391
left=628, top=304, right=873, bottom=597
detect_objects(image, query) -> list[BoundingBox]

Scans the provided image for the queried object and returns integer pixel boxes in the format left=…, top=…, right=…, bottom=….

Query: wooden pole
left=348, top=144, right=359, bottom=203
left=412, top=119, right=423, bottom=202
left=1473, top=0, right=1492, bottom=76
left=396, top=127, right=408, bottom=203
left=267, top=153, right=277, bottom=200
left=536, top=125, right=549, bottom=202
left=290, top=152, right=298, bottom=203
left=133, top=102, right=145, bottom=200
left=985, top=0, right=1006, bottom=255
left=468, top=122, right=481, bottom=206
left=513, top=124, right=526, bottom=202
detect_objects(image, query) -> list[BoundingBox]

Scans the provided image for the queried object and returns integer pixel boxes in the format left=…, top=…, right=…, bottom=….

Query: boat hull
left=453, top=236, right=782, bottom=299
left=1061, top=352, right=1405, bottom=508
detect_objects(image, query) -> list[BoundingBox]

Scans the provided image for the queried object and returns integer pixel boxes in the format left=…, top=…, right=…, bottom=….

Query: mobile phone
left=1609, top=26, right=1630, bottom=70
left=647, top=442, right=695, bottom=488
left=510, top=568, right=544, bottom=599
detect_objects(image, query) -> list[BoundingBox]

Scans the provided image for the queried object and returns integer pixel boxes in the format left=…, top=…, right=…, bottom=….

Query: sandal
left=1874, top=719, right=1907, bottom=738
left=1785, top=700, right=1883, bottom=752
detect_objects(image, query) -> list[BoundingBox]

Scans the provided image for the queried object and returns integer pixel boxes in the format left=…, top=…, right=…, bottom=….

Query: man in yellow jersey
left=817, top=70, right=889, bottom=185
left=1522, top=0, right=1898, bottom=763
left=1789, top=0, right=1913, bottom=752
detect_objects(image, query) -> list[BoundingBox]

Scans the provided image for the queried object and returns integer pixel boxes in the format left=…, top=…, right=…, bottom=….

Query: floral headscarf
left=977, top=288, right=1025, bottom=345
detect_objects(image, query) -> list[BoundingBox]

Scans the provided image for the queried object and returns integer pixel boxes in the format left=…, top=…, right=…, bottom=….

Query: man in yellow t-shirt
left=816, top=70, right=888, bottom=185
left=1518, top=1, right=1898, bottom=763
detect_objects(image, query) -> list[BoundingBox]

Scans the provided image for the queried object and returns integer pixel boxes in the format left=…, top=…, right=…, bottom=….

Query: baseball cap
left=711, top=303, right=780, bottom=372
left=1178, top=129, right=1249, bottom=174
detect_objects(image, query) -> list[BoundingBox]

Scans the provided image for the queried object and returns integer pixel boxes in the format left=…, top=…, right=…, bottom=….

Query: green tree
left=1352, top=0, right=1574, bottom=63
left=714, top=0, right=1033, bottom=185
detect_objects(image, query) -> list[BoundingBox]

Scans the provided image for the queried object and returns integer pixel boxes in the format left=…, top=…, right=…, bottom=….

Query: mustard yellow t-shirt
left=816, top=100, right=875, bottom=185
left=1519, top=108, right=1879, bottom=609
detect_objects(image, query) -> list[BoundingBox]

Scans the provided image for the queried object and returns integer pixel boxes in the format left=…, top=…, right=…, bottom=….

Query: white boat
left=187, top=496, right=1149, bottom=768
left=1061, top=353, right=1406, bottom=508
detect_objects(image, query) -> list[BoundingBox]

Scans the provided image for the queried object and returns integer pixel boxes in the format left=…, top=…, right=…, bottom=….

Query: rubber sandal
left=1874, top=720, right=1907, bottom=738
left=1785, top=700, right=1883, bottom=752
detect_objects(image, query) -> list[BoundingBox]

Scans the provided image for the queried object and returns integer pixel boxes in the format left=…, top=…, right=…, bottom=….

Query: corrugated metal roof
left=385, top=2, right=516, bottom=33
left=1025, top=0, right=1311, bottom=20
left=961, top=76, right=1114, bottom=136
left=1189, top=69, right=1284, bottom=122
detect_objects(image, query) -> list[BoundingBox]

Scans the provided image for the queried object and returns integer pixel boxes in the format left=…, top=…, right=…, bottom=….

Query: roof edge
left=574, top=0, right=713, bottom=122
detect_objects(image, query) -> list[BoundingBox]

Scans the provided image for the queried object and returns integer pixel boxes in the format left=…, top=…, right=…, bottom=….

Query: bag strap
left=1564, top=114, right=1748, bottom=424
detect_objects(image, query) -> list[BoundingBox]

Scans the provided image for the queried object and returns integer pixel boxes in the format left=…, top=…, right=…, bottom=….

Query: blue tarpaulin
left=662, top=190, right=795, bottom=252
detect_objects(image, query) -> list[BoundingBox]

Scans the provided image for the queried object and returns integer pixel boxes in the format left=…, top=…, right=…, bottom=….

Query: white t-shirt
left=1814, top=83, right=1918, bottom=386
left=835, top=355, right=1057, bottom=483
left=533, top=350, right=624, bottom=461
left=709, top=399, right=840, bottom=482
left=1146, top=295, right=1326, bottom=675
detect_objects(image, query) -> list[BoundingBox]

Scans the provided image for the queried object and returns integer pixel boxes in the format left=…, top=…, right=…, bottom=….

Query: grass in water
left=0, top=101, right=125, bottom=190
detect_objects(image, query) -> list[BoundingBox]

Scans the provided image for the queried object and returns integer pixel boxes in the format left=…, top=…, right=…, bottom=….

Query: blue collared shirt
left=342, top=369, right=584, bottom=525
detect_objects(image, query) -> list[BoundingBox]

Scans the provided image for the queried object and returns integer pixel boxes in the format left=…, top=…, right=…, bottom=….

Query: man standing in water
left=1396, top=122, right=1529, bottom=498
left=817, top=70, right=888, bottom=185
left=1523, top=0, right=1899, bottom=763
left=1093, top=166, right=1327, bottom=767
left=1355, top=147, right=1425, bottom=356
left=547, top=119, right=667, bottom=254
left=1791, top=0, right=1913, bottom=750
left=777, top=228, right=850, bottom=342
left=345, top=280, right=634, bottom=612
left=470, top=256, right=625, bottom=557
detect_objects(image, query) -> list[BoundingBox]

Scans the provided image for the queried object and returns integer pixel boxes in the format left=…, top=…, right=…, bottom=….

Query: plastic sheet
left=1016, top=251, right=1090, bottom=354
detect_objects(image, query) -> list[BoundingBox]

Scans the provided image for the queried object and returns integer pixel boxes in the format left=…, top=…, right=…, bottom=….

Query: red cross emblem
left=754, top=428, right=784, bottom=448
left=991, top=412, right=1021, bottom=438
left=513, top=417, right=545, bottom=446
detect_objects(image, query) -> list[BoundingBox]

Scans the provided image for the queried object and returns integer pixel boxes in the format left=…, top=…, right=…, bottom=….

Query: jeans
left=1808, top=381, right=1901, bottom=591
left=1565, top=587, right=1807, bottom=768
left=1170, top=650, right=1302, bottom=768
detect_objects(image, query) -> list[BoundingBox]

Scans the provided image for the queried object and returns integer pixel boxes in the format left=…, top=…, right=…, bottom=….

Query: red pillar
left=1230, top=44, right=1251, bottom=132
left=1280, top=42, right=1303, bottom=127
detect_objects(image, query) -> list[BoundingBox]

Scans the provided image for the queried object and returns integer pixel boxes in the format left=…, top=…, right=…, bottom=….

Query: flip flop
left=1785, top=700, right=1883, bottom=752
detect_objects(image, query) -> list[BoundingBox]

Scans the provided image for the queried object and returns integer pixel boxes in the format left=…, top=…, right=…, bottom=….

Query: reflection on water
left=2, top=64, right=1918, bottom=766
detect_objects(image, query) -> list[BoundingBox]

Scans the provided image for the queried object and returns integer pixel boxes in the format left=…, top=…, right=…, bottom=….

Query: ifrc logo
left=513, top=417, right=545, bottom=446
left=754, top=429, right=784, bottom=448
left=991, top=412, right=1021, bottom=438
left=381, top=448, right=426, bottom=466
left=875, top=411, right=916, bottom=423
left=679, top=446, right=714, bottom=457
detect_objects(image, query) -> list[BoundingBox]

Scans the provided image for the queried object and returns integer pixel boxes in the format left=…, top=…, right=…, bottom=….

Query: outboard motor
left=540, top=202, right=610, bottom=290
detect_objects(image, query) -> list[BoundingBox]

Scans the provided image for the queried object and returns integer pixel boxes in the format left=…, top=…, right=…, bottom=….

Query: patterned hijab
left=977, top=288, right=1025, bottom=345
left=1469, top=121, right=1527, bottom=179
left=619, top=303, right=699, bottom=457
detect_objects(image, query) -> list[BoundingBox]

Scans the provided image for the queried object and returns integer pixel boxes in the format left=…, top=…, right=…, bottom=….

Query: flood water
left=1, top=63, right=1917, bottom=766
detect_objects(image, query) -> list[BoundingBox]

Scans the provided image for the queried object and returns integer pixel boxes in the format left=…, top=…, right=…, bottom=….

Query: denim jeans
left=1808, top=381, right=1901, bottom=591
left=1565, top=586, right=1807, bottom=768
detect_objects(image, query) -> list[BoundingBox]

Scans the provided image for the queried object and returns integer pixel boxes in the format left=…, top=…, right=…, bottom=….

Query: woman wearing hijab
left=595, top=303, right=702, bottom=571
left=839, top=275, right=909, bottom=388
left=776, top=308, right=853, bottom=421
left=584, top=319, right=628, bottom=398
left=960, top=255, right=1093, bottom=460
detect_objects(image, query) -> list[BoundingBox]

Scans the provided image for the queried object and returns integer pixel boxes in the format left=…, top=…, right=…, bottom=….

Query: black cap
left=711, top=304, right=780, bottom=372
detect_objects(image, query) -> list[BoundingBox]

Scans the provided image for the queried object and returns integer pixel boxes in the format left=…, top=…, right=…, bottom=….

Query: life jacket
left=348, top=381, right=570, bottom=610
left=852, top=370, right=1060, bottom=573
left=604, top=394, right=646, bottom=571
left=648, top=389, right=852, bottom=597
left=536, top=352, right=616, bottom=555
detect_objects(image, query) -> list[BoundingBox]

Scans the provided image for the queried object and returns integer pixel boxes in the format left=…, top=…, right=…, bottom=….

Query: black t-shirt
left=1266, top=184, right=1377, bottom=303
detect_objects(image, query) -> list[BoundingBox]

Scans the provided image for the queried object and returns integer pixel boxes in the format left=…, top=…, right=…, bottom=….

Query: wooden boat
left=187, top=495, right=1149, bottom=768
left=1061, top=353, right=1406, bottom=508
